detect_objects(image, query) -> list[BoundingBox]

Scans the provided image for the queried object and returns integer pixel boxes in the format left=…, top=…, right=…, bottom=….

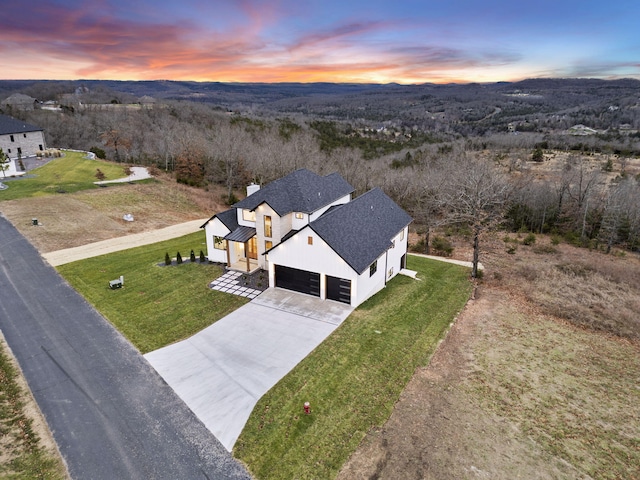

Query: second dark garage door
left=275, top=265, right=320, bottom=297
left=326, top=275, right=351, bottom=304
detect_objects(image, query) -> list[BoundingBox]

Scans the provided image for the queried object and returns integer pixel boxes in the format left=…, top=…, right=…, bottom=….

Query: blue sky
left=1, top=0, right=638, bottom=83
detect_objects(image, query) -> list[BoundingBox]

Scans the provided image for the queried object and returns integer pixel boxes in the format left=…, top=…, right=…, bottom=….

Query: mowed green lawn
left=59, top=244, right=471, bottom=479
left=0, top=150, right=126, bottom=200
left=234, top=255, right=472, bottom=480
left=57, top=232, right=248, bottom=354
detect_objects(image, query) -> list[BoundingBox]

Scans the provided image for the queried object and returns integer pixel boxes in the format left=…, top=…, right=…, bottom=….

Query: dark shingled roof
left=309, top=188, right=413, bottom=274
left=200, top=208, right=238, bottom=231
left=233, top=169, right=354, bottom=216
left=0, top=114, right=43, bottom=136
left=225, top=226, right=256, bottom=243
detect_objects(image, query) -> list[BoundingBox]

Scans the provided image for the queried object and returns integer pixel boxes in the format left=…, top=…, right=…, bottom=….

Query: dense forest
left=2, top=78, right=640, bottom=259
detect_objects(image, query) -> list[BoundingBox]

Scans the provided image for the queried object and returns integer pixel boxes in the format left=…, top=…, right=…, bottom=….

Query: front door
left=246, top=237, right=258, bottom=260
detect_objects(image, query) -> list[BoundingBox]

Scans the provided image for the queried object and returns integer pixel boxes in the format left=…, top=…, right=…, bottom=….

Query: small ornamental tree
left=190, top=249, right=196, bottom=262
left=199, top=250, right=206, bottom=263
left=176, top=252, right=183, bottom=265
left=165, top=252, right=171, bottom=266
left=0, top=148, right=9, bottom=178
left=95, top=168, right=106, bottom=181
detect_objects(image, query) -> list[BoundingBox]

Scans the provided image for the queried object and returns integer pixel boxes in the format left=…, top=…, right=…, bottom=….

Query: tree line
left=5, top=98, right=640, bottom=264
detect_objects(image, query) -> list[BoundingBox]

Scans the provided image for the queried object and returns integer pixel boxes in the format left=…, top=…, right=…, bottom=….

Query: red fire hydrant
left=303, top=402, right=311, bottom=415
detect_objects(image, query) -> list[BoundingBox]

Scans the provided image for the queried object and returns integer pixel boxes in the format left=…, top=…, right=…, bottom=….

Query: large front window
left=214, top=236, right=226, bottom=250
left=242, top=209, right=256, bottom=222
left=264, top=215, right=272, bottom=237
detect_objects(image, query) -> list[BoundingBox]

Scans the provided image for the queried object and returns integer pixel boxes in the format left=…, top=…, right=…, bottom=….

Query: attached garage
left=275, top=265, right=320, bottom=297
left=326, top=275, right=351, bottom=304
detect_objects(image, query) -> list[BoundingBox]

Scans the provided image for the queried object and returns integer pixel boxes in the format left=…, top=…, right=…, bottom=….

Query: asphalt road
left=0, top=214, right=251, bottom=480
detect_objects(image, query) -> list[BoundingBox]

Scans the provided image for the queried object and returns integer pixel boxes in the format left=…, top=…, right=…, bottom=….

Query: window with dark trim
left=213, top=236, right=226, bottom=250
left=369, top=260, right=378, bottom=277
left=307, top=236, right=313, bottom=245
left=264, top=215, right=272, bottom=237
left=265, top=240, right=273, bottom=250
left=10, top=135, right=14, bottom=142
left=23, top=133, right=27, bottom=138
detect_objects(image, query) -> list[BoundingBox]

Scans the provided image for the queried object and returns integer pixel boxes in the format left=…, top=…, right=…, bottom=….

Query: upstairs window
left=295, top=212, right=304, bottom=219
left=264, top=215, right=272, bottom=237
left=265, top=240, right=273, bottom=251
left=242, top=209, right=256, bottom=222
left=369, top=260, right=378, bottom=277
left=307, top=236, right=313, bottom=245
left=10, top=135, right=14, bottom=142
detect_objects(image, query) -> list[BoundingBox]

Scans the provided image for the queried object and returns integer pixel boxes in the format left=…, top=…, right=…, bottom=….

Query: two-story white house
left=201, top=169, right=412, bottom=307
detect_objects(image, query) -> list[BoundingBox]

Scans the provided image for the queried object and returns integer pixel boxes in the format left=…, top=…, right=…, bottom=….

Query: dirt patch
left=338, top=237, right=640, bottom=479
left=0, top=175, right=230, bottom=252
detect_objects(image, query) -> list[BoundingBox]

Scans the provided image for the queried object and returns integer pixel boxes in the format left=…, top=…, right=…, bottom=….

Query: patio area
left=209, top=269, right=268, bottom=299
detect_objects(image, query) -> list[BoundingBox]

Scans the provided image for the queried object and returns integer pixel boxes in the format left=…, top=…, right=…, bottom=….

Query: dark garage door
left=275, top=265, right=320, bottom=297
left=326, top=275, right=351, bottom=304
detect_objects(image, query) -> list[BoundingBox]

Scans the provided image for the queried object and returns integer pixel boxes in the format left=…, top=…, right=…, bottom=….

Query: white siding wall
left=255, top=204, right=285, bottom=269
left=268, top=227, right=356, bottom=280
left=385, top=226, right=409, bottom=280
left=0, top=131, right=46, bottom=159
left=352, top=253, right=387, bottom=307
left=204, top=218, right=230, bottom=263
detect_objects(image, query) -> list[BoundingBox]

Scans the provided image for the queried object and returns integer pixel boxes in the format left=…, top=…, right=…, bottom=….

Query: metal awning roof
left=224, top=226, right=256, bottom=243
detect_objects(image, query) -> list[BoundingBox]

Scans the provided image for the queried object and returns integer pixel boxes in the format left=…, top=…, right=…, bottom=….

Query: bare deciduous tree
left=442, top=157, right=511, bottom=278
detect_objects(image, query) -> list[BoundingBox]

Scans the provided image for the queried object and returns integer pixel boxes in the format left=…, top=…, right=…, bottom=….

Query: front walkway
left=209, top=270, right=266, bottom=299
left=145, top=288, right=354, bottom=451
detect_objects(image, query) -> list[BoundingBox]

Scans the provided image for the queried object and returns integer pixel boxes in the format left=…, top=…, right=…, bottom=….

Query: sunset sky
left=2, top=0, right=638, bottom=84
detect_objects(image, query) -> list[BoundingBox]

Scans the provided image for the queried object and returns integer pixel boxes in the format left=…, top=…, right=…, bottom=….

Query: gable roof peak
left=233, top=168, right=354, bottom=216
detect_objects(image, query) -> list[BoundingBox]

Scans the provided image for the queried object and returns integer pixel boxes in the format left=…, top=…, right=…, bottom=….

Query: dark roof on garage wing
left=0, top=114, right=43, bottom=135
left=309, top=188, right=412, bottom=274
left=233, top=169, right=354, bottom=216
left=200, top=208, right=238, bottom=231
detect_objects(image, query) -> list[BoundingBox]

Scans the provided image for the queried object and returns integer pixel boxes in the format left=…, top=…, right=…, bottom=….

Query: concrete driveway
left=144, top=288, right=354, bottom=451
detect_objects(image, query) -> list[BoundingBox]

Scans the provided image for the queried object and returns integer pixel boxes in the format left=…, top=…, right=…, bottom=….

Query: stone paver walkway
left=209, top=271, right=263, bottom=299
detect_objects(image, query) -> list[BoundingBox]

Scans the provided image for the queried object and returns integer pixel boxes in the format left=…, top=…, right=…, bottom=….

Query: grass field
left=0, top=150, right=126, bottom=201
left=57, top=232, right=248, bottom=353
left=234, top=255, right=472, bottom=480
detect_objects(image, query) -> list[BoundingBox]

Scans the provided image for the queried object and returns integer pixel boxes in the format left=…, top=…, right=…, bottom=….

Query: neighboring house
left=202, top=169, right=412, bottom=307
left=0, top=114, right=47, bottom=159
left=2, top=93, right=37, bottom=111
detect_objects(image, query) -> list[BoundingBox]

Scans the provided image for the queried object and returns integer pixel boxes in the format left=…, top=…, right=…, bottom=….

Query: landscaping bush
left=95, top=168, right=106, bottom=181
left=431, top=236, right=454, bottom=256
left=190, top=250, right=196, bottom=263
left=165, top=252, right=171, bottom=266
left=176, top=252, right=182, bottom=265
left=199, top=250, right=206, bottom=263
left=89, top=146, right=106, bottom=159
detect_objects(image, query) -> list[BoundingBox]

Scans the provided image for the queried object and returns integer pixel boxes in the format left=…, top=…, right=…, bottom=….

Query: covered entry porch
left=225, top=226, right=259, bottom=273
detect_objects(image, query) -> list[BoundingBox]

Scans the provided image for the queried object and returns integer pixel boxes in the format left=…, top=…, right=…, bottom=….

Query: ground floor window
left=214, top=236, right=226, bottom=250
